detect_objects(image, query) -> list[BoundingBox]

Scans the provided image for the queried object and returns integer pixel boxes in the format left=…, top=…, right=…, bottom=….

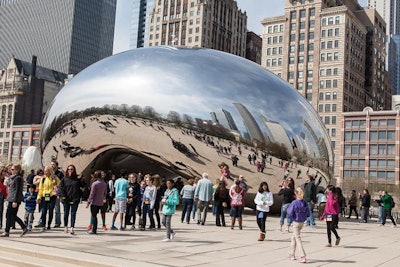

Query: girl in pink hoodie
left=320, top=185, right=341, bottom=247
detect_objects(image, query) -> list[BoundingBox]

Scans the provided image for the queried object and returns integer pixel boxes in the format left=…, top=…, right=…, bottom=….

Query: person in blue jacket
left=287, top=187, right=310, bottom=264
left=161, top=179, right=179, bottom=242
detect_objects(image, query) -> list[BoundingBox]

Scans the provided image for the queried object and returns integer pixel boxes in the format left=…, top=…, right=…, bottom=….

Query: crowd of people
left=0, top=162, right=398, bottom=263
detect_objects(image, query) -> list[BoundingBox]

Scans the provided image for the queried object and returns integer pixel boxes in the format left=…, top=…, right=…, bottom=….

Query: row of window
left=290, top=8, right=315, bottom=20
left=318, top=104, right=338, bottom=113
left=344, top=119, right=396, bottom=128
left=344, top=131, right=395, bottom=141
left=344, top=159, right=395, bottom=167
left=319, top=91, right=338, bottom=100
left=343, top=170, right=394, bottom=180
left=321, top=16, right=341, bottom=26
left=320, top=79, right=338, bottom=89
left=266, top=24, right=284, bottom=34
left=266, top=35, right=283, bottom=44
left=322, top=116, right=337, bottom=125
left=344, top=144, right=396, bottom=155
left=320, top=52, right=340, bottom=61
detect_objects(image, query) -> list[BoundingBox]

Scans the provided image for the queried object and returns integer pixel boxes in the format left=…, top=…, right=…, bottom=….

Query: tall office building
left=130, top=0, right=155, bottom=48
left=147, top=0, right=247, bottom=57
left=0, top=0, right=116, bottom=74
left=261, top=0, right=391, bottom=180
left=367, top=0, right=400, bottom=94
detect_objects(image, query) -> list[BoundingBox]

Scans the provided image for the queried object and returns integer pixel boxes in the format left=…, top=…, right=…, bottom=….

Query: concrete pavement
left=0, top=204, right=399, bottom=266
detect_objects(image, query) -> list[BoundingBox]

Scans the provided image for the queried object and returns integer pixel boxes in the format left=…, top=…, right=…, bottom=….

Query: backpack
left=390, top=196, right=395, bottom=208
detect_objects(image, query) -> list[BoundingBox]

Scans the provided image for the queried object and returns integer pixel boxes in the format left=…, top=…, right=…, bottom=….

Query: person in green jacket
left=161, top=179, right=179, bottom=241
left=380, top=190, right=397, bottom=227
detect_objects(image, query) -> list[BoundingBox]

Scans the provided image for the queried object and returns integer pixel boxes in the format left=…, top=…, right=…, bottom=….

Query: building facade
left=0, top=57, right=66, bottom=161
left=130, top=0, right=155, bottom=48
left=245, top=31, right=262, bottom=64
left=147, top=0, right=247, bottom=57
left=0, top=0, right=116, bottom=74
left=367, top=0, right=400, bottom=95
left=261, top=0, right=392, bottom=180
left=341, top=107, right=400, bottom=187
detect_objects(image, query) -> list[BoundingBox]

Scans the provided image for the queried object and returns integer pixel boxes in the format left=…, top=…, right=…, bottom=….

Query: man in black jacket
left=304, top=175, right=317, bottom=226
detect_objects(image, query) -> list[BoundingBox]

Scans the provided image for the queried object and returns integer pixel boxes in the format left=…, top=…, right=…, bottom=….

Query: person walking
left=347, top=190, right=358, bottom=220
left=86, top=171, right=107, bottom=235
left=229, top=178, right=246, bottom=230
left=287, top=187, right=309, bottom=263
left=141, top=175, right=157, bottom=230
left=180, top=178, right=195, bottom=224
left=0, top=167, right=8, bottom=229
left=214, top=181, right=229, bottom=227
left=194, top=173, right=213, bottom=225
left=110, top=169, right=129, bottom=230
left=37, top=166, right=61, bottom=231
left=320, top=185, right=341, bottom=247
left=304, top=175, right=317, bottom=227
left=58, top=164, right=86, bottom=234
left=254, top=182, right=273, bottom=241
left=161, top=179, right=179, bottom=241
left=1, top=164, right=28, bottom=237
left=50, top=160, right=64, bottom=228
left=278, top=179, right=295, bottom=232
left=359, top=189, right=371, bottom=223
left=380, top=190, right=397, bottom=227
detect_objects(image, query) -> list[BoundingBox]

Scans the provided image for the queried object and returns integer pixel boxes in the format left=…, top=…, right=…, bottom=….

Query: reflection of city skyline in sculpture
left=40, top=47, right=334, bottom=190
left=210, top=108, right=239, bottom=133
left=261, top=115, right=293, bottom=154
left=232, top=103, right=265, bottom=143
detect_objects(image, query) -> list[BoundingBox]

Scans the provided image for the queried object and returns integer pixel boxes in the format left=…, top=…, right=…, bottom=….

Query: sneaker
left=53, top=225, right=61, bottom=228
left=1, top=232, right=9, bottom=237
left=119, top=227, right=125, bottom=231
left=162, top=238, right=171, bottom=242
left=335, top=237, right=341, bottom=246
left=110, top=226, right=118, bottom=230
left=102, top=225, right=107, bottom=231
left=130, top=225, right=135, bottom=231
left=87, top=225, right=93, bottom=230
left=299, top=257, right=307, bottom=263
left=46, top=226, right=51, bottom=230
left=34, top=224, right=44, bottom=228
left=325, top=243, right=332, bottom=247
left=170, top=231, right=176, bottom=240
left=70, top=228, right=75, bottom=235
left=87, top=231, right=96, bottom=235
left=41, top=227, right=46, bottom=232
left=288, top=255, right=296, bottom=261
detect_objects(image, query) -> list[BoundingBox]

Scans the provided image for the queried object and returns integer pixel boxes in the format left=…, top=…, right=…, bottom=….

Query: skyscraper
left=261, top=0, right=391, bottom=180
left=367, top=0, right=400, bottom=94
left=130, top=0, right=155, bottom=48
left=147, top=0, right=247, bottom=57
left=0, top=0, right=117, bottom=74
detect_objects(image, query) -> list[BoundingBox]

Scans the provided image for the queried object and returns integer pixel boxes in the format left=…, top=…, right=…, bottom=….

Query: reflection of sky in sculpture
left=42, top=46, right=333, bottom=166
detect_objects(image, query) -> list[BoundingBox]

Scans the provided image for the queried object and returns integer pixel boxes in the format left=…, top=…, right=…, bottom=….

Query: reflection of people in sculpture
left=218, top=163, right=230, bottom=181
left=231, top=155, right=239, bottom=167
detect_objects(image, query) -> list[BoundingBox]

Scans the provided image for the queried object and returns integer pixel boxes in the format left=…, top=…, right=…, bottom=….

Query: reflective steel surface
left=41, top=47, right=333, bottom=195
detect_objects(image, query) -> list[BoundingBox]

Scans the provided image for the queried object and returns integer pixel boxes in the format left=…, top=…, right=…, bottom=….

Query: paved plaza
left=0, top=204, right=399, bottom=266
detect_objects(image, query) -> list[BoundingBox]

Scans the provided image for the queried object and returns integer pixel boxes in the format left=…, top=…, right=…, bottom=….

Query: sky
left=113, top=0, right=368, bottom=54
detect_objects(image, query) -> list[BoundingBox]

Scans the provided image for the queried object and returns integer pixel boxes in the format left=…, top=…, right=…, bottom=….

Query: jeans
left=289, top=222, right=306, bottom=258
left=382, top=209, right=396, bottom=226
left=5, top=202, right=26, bottom=233
left=142, top=204, right=155, bottom=228
left=24, top=210, right=35, bottom=229
left=215, top=203, right=226, bottom=226
left=326, top=215, right=339, bottom=244
left=280, top=203, right=293, bottom=226
left=0, top=197, right=4, bottom=228
left=197, top=200, right=210, bottom=224
left=154, top=200, right=161, bottom=228
left=125, top=200, right=138, bottom=226
left=377, top=206, right=383, bottom=222
left=54, top=197, right=61, bottom=226
left=192, top=201, right=198, bottom=220
left=306, top=202, right=315, bottom=226
left=256, top=211, right=268, bottom=233
left=181, top=198, right=193, bottom=223
left=348, top=205, right=358, bottom=219
left=90, top=205, right=101, bottom=233
left=361, top=206, right=369, bottom=222
left=162, top=214, right=174, bottom=239
left=41, top=196, right=56, bottom=228
left=212, top=200, right=217, bottom=216
left=63, top=201, right=79, bottom=228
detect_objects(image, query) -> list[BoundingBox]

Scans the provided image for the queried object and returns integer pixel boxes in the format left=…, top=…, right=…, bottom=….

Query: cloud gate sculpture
left=41, top=46, right=333, bottom=206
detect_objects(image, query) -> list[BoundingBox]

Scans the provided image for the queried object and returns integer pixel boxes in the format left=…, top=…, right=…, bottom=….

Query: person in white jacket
left=254, top=182, right=274, bottom=241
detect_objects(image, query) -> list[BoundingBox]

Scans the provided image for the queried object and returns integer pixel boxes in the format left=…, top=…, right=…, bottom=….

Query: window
left=299, top=44, right=304, bottom=52
left=325, top=92, right=331, bottom=100
left=324, top=116, right=330, bottom=124
left=290, top=34, right=296, bottom=42
left=308, top=32, right=314, bottom=39
left=308, top=55, right=314, bottom=62
left=331, top=128, right=336, bottom=137
left=299, top=33, right=305, bottom=40
left=321, top=42, right=325, bottom=49
left=298, top=56, right=304, bottom=63
left=307, top=70, right=313, bottom=77
left=309, top=20, right=315, bottom=28
left=325, top=104, right=331, bottom=112
left=308, top=43, right=314, bottom=51
left=291, top=11, right=297, bottom=19
left=300, top=9, right=306, bottom=18
left=335, top=28, right=340, bottom=36
left=332, top=104, right=337, bottom=112
left=332, top=116, right=336, bottom=124
left=319, top=92, right=324, bottom=100
left=300, top=21, right=306, bottom=29
left=309, top=8, right=315, bottom=17
left=333, top=92, right=337, bottom=99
